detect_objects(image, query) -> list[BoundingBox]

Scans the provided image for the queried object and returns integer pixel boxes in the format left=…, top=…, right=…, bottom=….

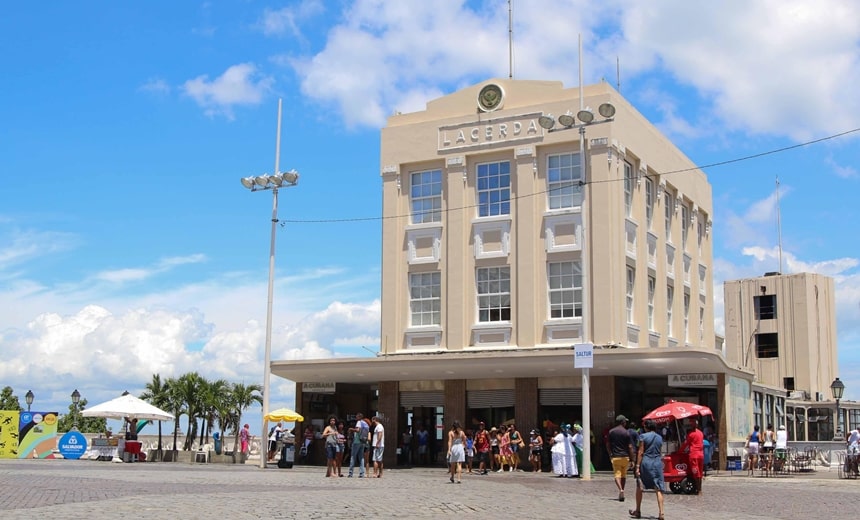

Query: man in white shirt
left=372, top=415, right=385, bottom=478
left=847, top=427, right=860, bottom=453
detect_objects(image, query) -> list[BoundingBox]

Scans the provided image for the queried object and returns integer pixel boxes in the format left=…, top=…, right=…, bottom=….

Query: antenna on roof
left=617, top=56, right=621, bottom=92
left=508, top=0, right=514, bottom=78
left=776, top=176, right=784, bottom=274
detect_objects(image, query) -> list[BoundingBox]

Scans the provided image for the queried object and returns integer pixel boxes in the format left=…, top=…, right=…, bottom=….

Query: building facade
left=275, top=79, right=749, bottom=468
left=724, top=272, right=852, bottom=441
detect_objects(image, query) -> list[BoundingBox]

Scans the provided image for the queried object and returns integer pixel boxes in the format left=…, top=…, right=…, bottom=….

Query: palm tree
left=228, top=382, right=262, bottom=461
left=201, top=378, right=229, bottom=449
left=175, top=372, right=204, bottom=450
left=165, top=376, right=185, bottom=461
left=140, top=374, right=170, bottom=461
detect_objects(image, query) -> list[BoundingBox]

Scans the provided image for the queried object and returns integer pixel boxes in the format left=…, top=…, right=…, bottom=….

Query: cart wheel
left=669, top=481, right=683, bottom=494
left=681, top=477, right=696, bottom=494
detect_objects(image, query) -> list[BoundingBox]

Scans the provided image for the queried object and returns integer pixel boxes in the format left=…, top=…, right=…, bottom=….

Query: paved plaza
left=0, top=459, right=854, bottom=519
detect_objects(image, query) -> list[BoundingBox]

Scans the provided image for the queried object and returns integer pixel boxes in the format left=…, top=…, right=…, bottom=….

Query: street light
left=241, top=99, right=300, bottom=469
left=71, top=389, right=81, bottom=431
left=831, top=377, right=845, bottom=440
left=25, top=390, right=34, bottom=412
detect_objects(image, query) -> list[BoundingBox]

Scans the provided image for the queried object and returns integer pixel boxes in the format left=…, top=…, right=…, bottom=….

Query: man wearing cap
left=607, top=415, right=635, bottom=502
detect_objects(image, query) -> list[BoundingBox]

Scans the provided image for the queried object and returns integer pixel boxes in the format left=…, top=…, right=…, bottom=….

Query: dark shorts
left=326, top=444, right=337, bottom=460
left=491, top=446, right=500, bottom=455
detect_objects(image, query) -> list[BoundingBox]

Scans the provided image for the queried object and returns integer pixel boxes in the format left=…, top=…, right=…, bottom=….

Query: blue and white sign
left=58, top=431, right=88, bottom=460
left=574, top=342, right=594, bottom=369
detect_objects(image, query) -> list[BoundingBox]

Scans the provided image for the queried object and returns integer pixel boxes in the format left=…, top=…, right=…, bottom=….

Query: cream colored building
left=276, top=79, right=750, bottom=468
left=724, top=272, right=851, bottom=441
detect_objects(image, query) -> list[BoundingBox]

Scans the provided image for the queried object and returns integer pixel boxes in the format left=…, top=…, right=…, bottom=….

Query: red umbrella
left=642, top=400, right=713, bottom=424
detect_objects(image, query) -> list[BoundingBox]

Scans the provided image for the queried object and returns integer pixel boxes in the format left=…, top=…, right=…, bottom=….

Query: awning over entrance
left=272, top=346, right=748, bottom=384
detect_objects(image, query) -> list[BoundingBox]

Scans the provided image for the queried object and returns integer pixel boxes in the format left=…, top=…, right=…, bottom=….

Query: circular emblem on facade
left=477, top=83, right=504, bottom=112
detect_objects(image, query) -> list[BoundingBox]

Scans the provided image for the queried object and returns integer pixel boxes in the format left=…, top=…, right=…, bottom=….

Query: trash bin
left=213, top=432, right=222, bottom=455
left=277, top=444, right=294, bottom=469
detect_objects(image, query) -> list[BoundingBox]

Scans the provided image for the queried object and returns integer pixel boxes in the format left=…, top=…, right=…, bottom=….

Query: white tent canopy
left=82, top=393, right=174, bottom=422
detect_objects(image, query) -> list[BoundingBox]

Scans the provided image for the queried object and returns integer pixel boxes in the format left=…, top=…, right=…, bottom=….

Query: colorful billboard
left=0, top=411, right=20, bottom=458
left=17, top=411, right=59, bottom=459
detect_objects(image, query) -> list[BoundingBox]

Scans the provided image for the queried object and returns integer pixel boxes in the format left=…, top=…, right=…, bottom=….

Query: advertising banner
left=0, top=411, right=21, bottom=458
left=18, top=411, right=59, bottom=459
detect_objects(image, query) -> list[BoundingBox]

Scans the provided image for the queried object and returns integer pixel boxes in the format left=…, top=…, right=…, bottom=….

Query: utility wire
left=282, top=126, right=860, bottom=224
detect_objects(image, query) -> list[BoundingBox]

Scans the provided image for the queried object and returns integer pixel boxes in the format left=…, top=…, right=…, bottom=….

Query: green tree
left=228, top=382, right=262, bottom=461
left=0, top=386, right=22, bottom=411
left=175, top=372, right=204, bottom=451
left=56, top=397, right=106, bottom=433
left=164, top=376, right=185, bottom=460
left=140, top=374, right=171, bottom=461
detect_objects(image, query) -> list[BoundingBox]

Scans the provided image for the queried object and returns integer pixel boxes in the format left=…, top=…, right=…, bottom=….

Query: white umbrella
left=82, top=393, right=174, bottom=422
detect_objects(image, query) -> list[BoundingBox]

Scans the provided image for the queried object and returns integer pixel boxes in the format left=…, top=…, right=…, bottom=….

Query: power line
left=282, top=126, right=860, bottom=224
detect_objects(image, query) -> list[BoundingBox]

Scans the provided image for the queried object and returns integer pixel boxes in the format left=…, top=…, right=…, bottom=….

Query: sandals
left=628, top=510, right=641, bottom=519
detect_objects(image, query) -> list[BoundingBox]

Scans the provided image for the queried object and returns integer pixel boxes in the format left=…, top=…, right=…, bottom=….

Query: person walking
left=447, top=420, right=466, bottom=483
left=323, top=416, right=339, bottom=477
left=348, top=413, right=370, bottom=478
left=607, top=415, right=635, bottom=502
left=266, top=422, right=283, bottom=463
left=745, top=425, right=761, bottom=476
left=680, top=420, right=704, bottom=495
left=528, top=428, right=543, bottom=472
left=239, top=423, right=251, bottom=459
left=508, top=423, right=524, bottom=471
left=371, top=415, right=385, bottom=478
left=474, top=422, right=490, bottom=475
left=629, top=419, right=665, bottom=520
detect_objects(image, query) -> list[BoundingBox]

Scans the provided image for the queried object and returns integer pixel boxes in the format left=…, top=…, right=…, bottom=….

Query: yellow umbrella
left=265, top=408, right=304, bottom=422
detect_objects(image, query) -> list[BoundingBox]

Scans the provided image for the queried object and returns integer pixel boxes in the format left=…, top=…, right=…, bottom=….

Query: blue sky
left=2, top=0, right=859, bottom=435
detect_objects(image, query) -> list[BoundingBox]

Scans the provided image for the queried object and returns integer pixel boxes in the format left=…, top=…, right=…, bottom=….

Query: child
left=465, top=430, right=474, bottom=473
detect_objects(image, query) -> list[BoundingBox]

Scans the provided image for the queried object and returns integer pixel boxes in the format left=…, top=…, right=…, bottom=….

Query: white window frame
left=547, top=152, right=582, bottom=210
left=548, top=260, right=582, bottom=319
left=667, top=285, right=675, bottom=335
left=477, top=266, right=511, bottom=322
left=645, top=177, right=655, bottom=230
left=410, top=169, right=442, bottom=224
left=624, top=161, right=634, bottom=217
left=477, top=161, right=511, bottom=217
left=664, top=190, right=673, bottom=239
left=681, top=203, right=689, bottom=249
left=626, top=265, right=635, bottom=324
left=409, top=272, right=441, bottom=326
left=683, top=291, right=691, bottom=342
left=647, top=275, right=656, bottom=331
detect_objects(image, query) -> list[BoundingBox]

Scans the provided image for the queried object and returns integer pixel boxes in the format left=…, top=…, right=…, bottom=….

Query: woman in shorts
left=745, top=425, right=761, bottom=476
left=529, top=429, right=543, bottom=472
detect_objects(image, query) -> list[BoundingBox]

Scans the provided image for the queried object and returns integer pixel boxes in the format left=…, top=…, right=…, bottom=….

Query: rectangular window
left=683, top=292, right=690, bottom=341
left=681, top=203, right=689, bottom=249
left=647, top=275, right=656, bottom=330
left=667, top=285, right=674, bottom=334
left=626, top=265, right=635, bottom=324
left=477, top=266, right=511, bottom=322
left=755, top=294, right=777, bottom=320
left=664, top=190, right=673, bottom=239
left=548, top=260, right=582, bottom=318
left=477, top=161, right=511, bottom=217
left=784, top=377, right=795, bottom=391
left=755, top=332, right=779, bottom=358
left=410, top=169, right=442, bottom=224
left=645, top=177, right=654, bottom=229
left=697, top=218, right=704, bottom=253
left=409, top=272, right=441, bottom=326
left=624, top=162, right=634, bottom=217
left=699, top=306, right=705, bottom=341
left=547, top=153, right=582, bottom=209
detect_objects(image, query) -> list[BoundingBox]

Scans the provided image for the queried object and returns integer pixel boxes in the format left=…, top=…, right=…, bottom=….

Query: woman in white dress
left=447, top=420, right=467, bottom=483
left=551, top=424, right=578, bottom=478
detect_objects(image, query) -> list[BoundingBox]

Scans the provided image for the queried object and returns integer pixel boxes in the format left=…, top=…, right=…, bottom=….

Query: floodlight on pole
left=239, top=99, right=300, bottom=469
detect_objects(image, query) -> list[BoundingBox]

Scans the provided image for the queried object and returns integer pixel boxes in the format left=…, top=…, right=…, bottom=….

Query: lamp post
left=25, top=390, right=34, bottom=412
left=71, top=389, right=81, bottom=431
left=240, top=99, right=300, bottom=469
left=539, top=97, right=616, bottom=481
left=831, top=377, right=845, bottom=440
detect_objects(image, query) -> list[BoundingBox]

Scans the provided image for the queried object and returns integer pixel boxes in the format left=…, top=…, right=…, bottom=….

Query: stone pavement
left=0, top=459, right=855, bottom=519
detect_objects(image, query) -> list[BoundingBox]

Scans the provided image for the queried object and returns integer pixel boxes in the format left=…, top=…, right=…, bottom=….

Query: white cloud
left=258, top=1, right=325, bottom=38
left=138, top=78, right=170, bottom=95
left=92, top=254, right=207, bottom=284
left=825, top=155, right=858, bottom=179
left=182, top=63, right=274, bottom=119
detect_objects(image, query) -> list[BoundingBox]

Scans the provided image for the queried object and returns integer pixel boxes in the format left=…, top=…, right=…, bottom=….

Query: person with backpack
left=348, top=412, right=370, bottom=478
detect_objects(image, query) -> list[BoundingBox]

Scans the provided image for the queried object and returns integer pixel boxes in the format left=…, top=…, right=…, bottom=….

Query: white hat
left=778, top=425, right=786, bottom=430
